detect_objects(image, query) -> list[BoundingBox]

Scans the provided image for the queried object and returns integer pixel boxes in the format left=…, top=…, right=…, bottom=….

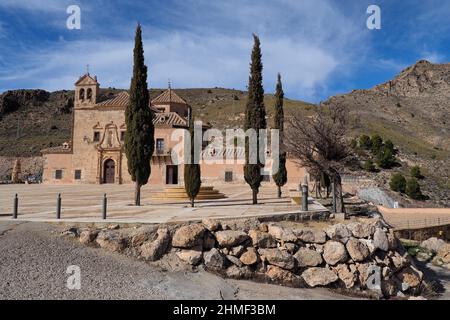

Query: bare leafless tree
left=285, top=103, right=350, bottom=216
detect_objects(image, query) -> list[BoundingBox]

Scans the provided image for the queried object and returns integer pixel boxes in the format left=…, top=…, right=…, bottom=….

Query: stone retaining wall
left=62, top=217, right=428, bottom=299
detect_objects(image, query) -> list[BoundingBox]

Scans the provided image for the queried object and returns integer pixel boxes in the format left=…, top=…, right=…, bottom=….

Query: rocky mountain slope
left=324, top=60, right=450, bottom=206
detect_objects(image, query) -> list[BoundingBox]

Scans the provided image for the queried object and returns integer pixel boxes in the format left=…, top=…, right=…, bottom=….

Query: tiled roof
left=96, top=91, right=130, bottom=107
left=96, top=89, right=187, bottom=108
left=153, top=112, right=187, bottom=127
left=151, top=89, right=187, bottom=105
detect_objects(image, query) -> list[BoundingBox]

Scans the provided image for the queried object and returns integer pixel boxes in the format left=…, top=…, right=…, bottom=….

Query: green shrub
left=362, top=160, right=375, bottom=172
left=359, top=135, right=372, bottom=150
left=390, top=173, right=406, bottom=193
left=410, top=166, right=423, bottom=179
left=376, top=146, right=396, bottom=169
left=350, top=138, right=358, bottom=149
left=406, top=178, right=423, bottom=200
left=384, top=139, right=395, bottom=154
left=410, top=166, right=424, bottom=180
left=371, top=134, right=383, bottom=154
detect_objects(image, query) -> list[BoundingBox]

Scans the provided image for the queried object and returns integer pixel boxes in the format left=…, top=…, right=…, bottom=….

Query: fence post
left=12, top=194, right=18, bottom=219
left=102, top=193, right=107, bottom=220
left=56, top=193, right=61, bottom=219
left=301, top=184, right=308, bottom=212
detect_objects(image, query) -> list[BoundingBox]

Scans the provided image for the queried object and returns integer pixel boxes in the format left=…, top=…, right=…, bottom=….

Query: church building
left=41, top=73, right=306, bottom=186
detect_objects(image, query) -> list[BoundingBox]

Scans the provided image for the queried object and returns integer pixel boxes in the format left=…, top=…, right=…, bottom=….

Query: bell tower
left=74, top=70, right=99, bottom=109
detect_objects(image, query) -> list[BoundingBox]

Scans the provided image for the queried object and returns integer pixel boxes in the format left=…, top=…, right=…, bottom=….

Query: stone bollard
left=56, top=193, right=61, bottom=219
left=301, top=184, right=308, bottom=211
left=13, top=194, right=18, bottom=219
left=102, top=193, right=107, bottom=220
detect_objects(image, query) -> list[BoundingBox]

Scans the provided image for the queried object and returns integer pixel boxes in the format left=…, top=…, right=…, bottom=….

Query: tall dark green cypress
left=244, top=34, right=266, bottom=205
left=184, top=107, right=201, bottom=207
left=125, top=24, right=154, bottom=206
left=272, top=73, right=287, bottom=198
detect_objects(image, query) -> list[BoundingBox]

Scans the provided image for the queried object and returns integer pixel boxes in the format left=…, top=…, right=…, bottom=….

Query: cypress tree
left=272, top=73, right=287, bottom=198
left=184, top=107, right=201, bottom=207
left=125, top=24, right=154, bottom=206
left=244, top=34, right=266, bottom=205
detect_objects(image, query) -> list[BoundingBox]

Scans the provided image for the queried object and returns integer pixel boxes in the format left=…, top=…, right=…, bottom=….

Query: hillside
left=323, top=60, right=450, bottom=206
left=0, top=87, right=313, bottom=157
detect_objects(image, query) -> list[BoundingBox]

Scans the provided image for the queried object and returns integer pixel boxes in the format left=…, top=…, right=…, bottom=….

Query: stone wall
left=0, top=156, right=43, bottom=181
left=63, top=218, right=428, bottom=299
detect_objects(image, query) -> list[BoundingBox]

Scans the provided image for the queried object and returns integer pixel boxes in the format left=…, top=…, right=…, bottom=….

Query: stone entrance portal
left=103, top=159, right=115, bottom=184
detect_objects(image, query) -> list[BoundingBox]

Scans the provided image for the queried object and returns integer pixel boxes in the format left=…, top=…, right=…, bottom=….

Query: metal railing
left=393, top=216, right=450, bottom=230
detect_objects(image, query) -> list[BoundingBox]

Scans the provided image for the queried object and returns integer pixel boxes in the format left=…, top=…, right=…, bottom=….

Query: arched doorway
left=103, top=159, right=115, bottom=184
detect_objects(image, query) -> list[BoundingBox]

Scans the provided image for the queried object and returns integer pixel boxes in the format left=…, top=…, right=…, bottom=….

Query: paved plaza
left=0, top=183, right=326, bottom=224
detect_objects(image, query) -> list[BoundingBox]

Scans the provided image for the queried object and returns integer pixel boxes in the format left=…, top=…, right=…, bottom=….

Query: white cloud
left=0, top=0, right=370, bottom=101
left=421, top=51, right=446, bottom=64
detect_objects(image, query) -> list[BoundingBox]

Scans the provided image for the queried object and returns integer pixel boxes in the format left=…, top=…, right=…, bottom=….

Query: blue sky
left=0, top=0, right=449, bottom=102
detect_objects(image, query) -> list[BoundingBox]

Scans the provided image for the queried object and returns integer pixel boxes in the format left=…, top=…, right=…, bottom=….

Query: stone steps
left=152, top=186, right=226, bottom=200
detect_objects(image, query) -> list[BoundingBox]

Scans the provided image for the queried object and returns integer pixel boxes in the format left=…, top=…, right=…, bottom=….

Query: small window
left=79, top=88, right=85, bottom=101
left=87, top=88, right=92, bottom=101
left=156, top=138, right=165, bottom=153
left=120, top=131, right=125, bottom=141
left=225, top=171, right=233, bottom=182
left=93, top=131, right=100, bottom=142
left=262, top=175, right=270, bottom=182
left=74, top=170, right=81, bottom=180
left=55, top=170, right=63, bottom=180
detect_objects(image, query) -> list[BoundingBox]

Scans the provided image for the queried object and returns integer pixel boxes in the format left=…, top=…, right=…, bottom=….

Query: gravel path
left=0, top=221, right=350, bottom=300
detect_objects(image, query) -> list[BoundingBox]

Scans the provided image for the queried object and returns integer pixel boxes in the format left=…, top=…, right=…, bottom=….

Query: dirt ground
left=0, top=221, right=352, bottom=300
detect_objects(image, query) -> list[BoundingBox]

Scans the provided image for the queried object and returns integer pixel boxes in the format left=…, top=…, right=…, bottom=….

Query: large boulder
left=96, top=230, right=126, bottom=252
left=258, top=248, right=296, bottom=270
left=396, top=267, right=422, bottom=292
left=226, top=265, right=253, bottom=279
left=323, top=241, right=348, bottom=265
left=301, top=267, right=338, bottom=287
left=347, top=222, right=375, bottom=239
left=432, top=243, right=450, bottom=268
left=420, top=237, right=446, bottom=254
left=79, top=229, right=99, bottom=244
left=373, top=228, right=389, bottom=252
left=215, top=230, right=249, bottom=247
left=293, top=248, right=323, bottom=267
left=176, top=247, right=203, bottom=265
left=346, top=238, right=370, bottom=262
left=230, top=245, right=245, bottom=257
left=360, top=239, right=376, bottom=254
left=333, top=264, right=357, bottom=289
left=248, top=229, right=277, bottom=248
left=140, top=228, right=171, bottom=261
left=390, top=251, right=408, bottom=271
left=240, top=248, right=259, bottom=266
left=204, top=248, right=225, bottom=270
left=266, top=265, right=297, bottom=283
left=267, top=225, right=297, bottom=243
left=325, top=224, right=351, bottom=242
left=130, top=225, right=159, bottom=247
left=172, top=224, right=206, bottom=248
left=357, top=263, right=380, bottom=289
left=202, top=218, right=221, bottom=232
left=294, top=228, right=327, bottom=244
